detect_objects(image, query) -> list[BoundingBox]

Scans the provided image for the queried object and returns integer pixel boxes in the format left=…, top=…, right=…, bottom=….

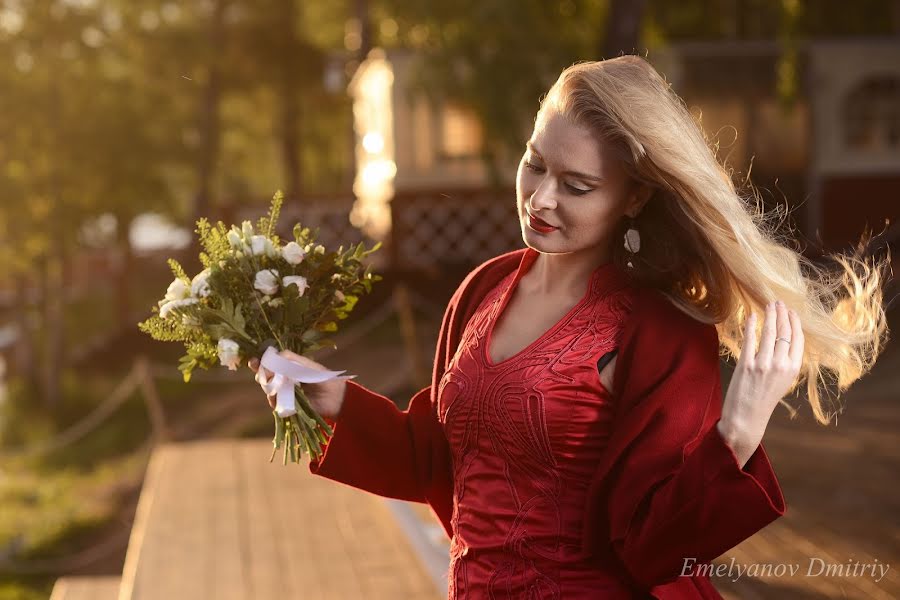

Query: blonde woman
left=252, top=55, right=890, bottom=598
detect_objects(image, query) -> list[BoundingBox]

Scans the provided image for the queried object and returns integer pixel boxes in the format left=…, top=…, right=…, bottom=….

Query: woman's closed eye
left=524, top=162, right=593, bottom=195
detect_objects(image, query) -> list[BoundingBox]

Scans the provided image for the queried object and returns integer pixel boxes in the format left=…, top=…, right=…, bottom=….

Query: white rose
left=254, top=269, right=280, bottom=295
left=226, top=228, right=244, bottom=250
left=282, top=275, right=308, bottom=296
left=159, top=297, right=198, bottom=319
left=250, top=235, right=276, bottom=257
left=163, top=278, right=190, bottom=302
left=241, top=220, right=254, bottom=239
left=217, top=338, right=241, bottom=371
left=190, top=269, right=211, bottom=298
left=282, top=241, right=306, bottom=265
left=313, top=244, right=325, bottom=255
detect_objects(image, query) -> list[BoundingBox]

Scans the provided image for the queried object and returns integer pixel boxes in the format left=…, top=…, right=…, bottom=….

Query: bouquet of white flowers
left=138, top=191, right=381, bottom=464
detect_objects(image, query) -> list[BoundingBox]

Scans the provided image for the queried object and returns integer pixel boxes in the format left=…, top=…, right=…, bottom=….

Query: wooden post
left=392, top=283, right=429, bottom=389
left=135, top=356, right=169, bottom=443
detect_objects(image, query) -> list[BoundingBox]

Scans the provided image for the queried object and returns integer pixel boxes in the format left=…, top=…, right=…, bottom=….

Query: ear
left=626, top=183, right=653, bottom=218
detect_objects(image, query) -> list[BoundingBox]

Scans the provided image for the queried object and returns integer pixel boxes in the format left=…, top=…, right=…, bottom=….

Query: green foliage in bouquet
left=138, top=191, right=382, bottom=464
left=138, top=190, right=382, bottom=384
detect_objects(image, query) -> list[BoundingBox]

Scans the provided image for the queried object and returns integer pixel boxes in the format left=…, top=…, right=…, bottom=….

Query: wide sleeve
left=306, top=381, right=443, bottom=503
left=602, top=292, right=786, bottom=590
left=305, top=281, right=465, bottom=510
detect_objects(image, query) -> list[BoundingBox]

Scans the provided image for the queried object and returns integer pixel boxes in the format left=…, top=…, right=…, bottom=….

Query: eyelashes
left=524, top=162, right=592, bottom=195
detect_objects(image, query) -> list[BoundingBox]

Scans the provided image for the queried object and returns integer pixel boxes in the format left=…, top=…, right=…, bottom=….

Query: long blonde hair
left=541, top=55, right=892, bottom=425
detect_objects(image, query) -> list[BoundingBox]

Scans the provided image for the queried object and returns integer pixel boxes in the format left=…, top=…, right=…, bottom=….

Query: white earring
left=623, top=215, right=640, bottom=269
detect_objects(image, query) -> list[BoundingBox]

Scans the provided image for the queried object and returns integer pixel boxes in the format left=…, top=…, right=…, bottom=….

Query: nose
left=528, top=177, right=558, bottom=211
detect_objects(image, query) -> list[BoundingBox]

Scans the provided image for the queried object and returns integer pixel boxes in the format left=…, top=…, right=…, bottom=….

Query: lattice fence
left=390, top=187, right=522, bottom=271
left=235, top=187, right=523, bottom=275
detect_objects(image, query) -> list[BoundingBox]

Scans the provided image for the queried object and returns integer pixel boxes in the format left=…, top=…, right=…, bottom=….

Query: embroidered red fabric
left=438, top=248, right=638, bottom=598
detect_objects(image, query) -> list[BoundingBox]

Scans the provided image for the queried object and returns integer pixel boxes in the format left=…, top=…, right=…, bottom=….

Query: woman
left=251, top=55, right=890, bottom=598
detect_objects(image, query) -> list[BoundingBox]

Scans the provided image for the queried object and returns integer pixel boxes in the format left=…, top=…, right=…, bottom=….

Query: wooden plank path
left=117, top=439, right=441, bottom=600
left=48, top=576, right=120, bottom=600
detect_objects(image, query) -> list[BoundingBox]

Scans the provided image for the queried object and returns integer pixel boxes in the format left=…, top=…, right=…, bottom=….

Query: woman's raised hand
left=247, top=350, right=348, bottom=421
left=719, top=300, right=805, bottom=468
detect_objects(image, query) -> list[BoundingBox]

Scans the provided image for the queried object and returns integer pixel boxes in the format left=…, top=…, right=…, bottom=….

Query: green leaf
left=301, top=329, right=321, bottom=342
left=205, top=324, right=233, bottom=340
left=258, top=339, right=278, bottom=354
left=178, top=357, right=196, bottom=383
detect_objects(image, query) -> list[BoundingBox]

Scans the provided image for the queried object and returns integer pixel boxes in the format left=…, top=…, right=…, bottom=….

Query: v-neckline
left=484, top=248, right=619, bottom=368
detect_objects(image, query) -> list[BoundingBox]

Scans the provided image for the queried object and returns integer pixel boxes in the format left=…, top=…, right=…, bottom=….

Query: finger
left=740, top=311, right=758, bottom=367
left=773, top=301, right=792, bottom=362
left=280, top=349, right=303, bottom=361
left=279, top=350, right=327, bottom=371
left=788, top=308, right=805, bottom=367
left=756, top=301, right=777, bottom=365
left=267, top=395, right=277, bottom=410
left=248, top=358, right=259, bottom=372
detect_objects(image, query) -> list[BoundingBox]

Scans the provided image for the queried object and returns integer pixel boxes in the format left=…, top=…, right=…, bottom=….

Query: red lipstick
left=528, top=212, right=558, bottom=233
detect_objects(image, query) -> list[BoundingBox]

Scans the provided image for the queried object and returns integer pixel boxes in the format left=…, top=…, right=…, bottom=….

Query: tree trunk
left=602, top=0, right=647, bottom=58
left=12, top=272, right=38, bottom=391
left=190, top=0, right=227, bottom=268
left=41, top=243, right=66, bottom=410
left=46, top=257, right=66, bottom=409
left=345, top=0, right=373, bottom=187
left=115, top=213, right=134, bottom=329
left=279, top=0, right=302, bottom=203
left=356, top=0, right=372, bottom=60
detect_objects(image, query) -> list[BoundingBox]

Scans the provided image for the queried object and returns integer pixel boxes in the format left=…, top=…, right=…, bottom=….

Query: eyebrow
left=526, top=141, right=604, bottom=183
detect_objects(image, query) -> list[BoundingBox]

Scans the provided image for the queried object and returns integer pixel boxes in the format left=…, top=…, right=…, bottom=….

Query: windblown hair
left=540, top=55, right=892, bottom=425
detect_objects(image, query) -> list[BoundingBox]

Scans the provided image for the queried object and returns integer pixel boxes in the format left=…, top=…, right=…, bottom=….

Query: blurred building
left=656, top=37, right=899, bottom=253
left=348, top=48, right=521, bottom=275
left=348, top=41, right=898, bottom=267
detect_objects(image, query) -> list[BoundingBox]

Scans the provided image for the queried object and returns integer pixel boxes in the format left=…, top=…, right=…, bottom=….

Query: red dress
left=439, top=248, right=636, bottom=597
left=309, top=247, right=786, bottom=599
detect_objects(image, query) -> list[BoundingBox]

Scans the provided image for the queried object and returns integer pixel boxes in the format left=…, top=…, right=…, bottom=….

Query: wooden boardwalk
left=49, top=576, right=120, bottom=600
left=117, top=439, right=441, bottom=600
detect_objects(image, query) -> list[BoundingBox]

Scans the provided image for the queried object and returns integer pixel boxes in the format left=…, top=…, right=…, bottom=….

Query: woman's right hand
left=247, top=350, right=347, bottom=421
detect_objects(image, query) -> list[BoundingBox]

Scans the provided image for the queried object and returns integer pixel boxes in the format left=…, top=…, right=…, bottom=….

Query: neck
left=522, top=247, right=612, bottom=297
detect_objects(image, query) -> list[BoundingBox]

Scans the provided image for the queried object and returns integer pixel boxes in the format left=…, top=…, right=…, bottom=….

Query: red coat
left=309, top=248, right=785, bottom=598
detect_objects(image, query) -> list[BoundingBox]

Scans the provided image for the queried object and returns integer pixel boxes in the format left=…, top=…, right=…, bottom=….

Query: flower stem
left=290, top=414, right=311, bottom=460
left=269, top=411, right=284, bottom=462
left=253, top=287, right=286, bottom=351
left=295, top=385, right=334, bottom=436
left=282, top=420, right=291, bottom=465
left=246, top=253, right=287, bottom=351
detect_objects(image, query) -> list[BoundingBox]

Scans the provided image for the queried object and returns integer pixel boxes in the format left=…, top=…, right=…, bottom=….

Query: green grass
left=0, top=581, right=53, bottom=600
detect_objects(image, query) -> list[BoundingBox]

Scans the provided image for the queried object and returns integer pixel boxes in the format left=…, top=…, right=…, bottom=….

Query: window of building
left=440, top=103, right=483, bottom=159
left=843, top=76, right=900, bottom=151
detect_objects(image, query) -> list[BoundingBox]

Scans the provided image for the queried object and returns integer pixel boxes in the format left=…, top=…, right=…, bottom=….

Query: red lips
left=528, top=212, right=558, bottom=233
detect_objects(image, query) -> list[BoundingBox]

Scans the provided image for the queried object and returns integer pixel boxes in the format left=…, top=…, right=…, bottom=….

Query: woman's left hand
left=718, top=300, right=805, bottom=468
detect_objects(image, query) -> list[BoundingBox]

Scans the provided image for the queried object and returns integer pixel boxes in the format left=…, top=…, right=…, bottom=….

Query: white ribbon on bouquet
left=254, top=346, right=356, bottom=418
